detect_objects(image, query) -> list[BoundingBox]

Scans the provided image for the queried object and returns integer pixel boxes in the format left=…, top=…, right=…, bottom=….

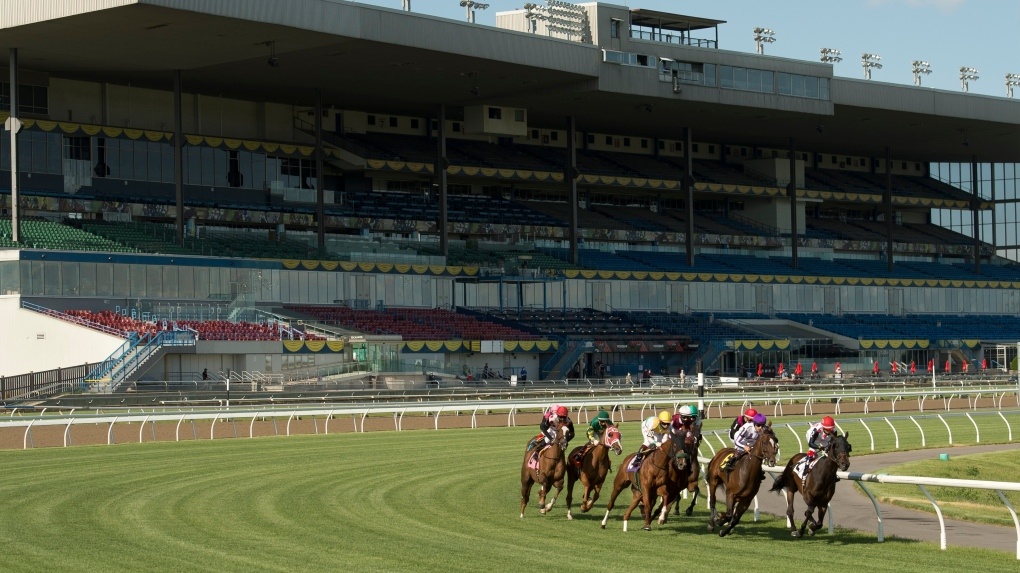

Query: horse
left=769, top=433, right=852, bottom=537
left=565, top=425, right=623, bottom=519
left=599, top=431, right=694, bottom=531
left=520, top=423, right=569, bottom=518
left=705, top=424, right=779, bottom=537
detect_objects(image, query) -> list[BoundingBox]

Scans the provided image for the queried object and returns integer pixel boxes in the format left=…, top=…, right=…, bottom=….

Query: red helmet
left=555, top=406, right=568, bottom=417
left=671, top=413, right=683, bottom=430
left=822, top=416, right=835, bottom=430
left=744, top=408, right=758, bottom=418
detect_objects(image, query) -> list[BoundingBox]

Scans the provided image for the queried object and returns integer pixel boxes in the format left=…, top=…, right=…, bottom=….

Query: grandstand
left=0, top=0, right=1018, bottom=395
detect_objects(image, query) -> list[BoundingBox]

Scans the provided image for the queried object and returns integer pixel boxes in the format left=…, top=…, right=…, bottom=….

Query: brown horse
left=705, top=424, right=779, bottom=537
left=659, top=429, right=702, bottom=517
left=520, top=423, right=569, bottom=517
left=565, top=425, right=623, bottom=519
left=599, top=432, right=694, bottom=531
left=770, top=433, right=852, bottom=537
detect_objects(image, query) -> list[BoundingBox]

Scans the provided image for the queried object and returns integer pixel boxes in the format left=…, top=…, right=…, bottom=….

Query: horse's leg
left=720, top=497, right=751, bottom=537
left=784, top=488, right=799, bottom=536
left=583, top=480, right=601, bottom=512
left=600, top=475, right=628, bottom=529
left=810, top=503, right=829, bottom=535
left=706, top=473, right=718, bottom=532
left=621, top=488, right=643, bottom=532
left=544, top=476, right=564, bottom=513
left=565, top=471, right=577, bottom=520
left=520, top=473, right=534, bottom=518
left=640, top=483, right=657, bottom=531
left=685, top=484, right=700, bottom=517
left=798, top=501, right=817, bottom=537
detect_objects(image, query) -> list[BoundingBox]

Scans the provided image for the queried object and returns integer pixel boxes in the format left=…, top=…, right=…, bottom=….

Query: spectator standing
left=810, top=361, right=818, bottom=378
left=202, top=368, right=209, bottom=381
left=910, top=360, right=916, bottom=375
left=794, top=363, right=803, bottom=380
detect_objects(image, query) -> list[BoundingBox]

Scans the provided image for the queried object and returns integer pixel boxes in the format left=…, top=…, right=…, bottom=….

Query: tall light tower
left=861, top=53, right=883, bottom=80
left=1007, top=73, right=1020, bottom=98
left=459, top=0, right=489, bottom=23
left=820, top=47, right=842, bottom=64
left=911, top=61, right=932, bottom=86
left=959, top=66, right=979, bottom=92
left=753, top=27, right=775, bottom=55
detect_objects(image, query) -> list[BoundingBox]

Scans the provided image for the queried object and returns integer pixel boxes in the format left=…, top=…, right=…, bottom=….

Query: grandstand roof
left=0, top=0, right=1017, bottom=162
left=628, top=9, right=725, bottom=32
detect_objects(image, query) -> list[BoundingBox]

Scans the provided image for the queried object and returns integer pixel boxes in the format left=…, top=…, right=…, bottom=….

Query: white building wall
left=0, top=297, right=124, bottom=377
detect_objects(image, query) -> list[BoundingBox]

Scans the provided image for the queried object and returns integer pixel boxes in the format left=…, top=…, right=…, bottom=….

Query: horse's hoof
left=566, top=512, right=573, bottom=520
left=600, top=524, right=606, bottom=530
left=807, top=529, right=816, bottom=537
left=643, top=526, right=651, bottom=531
left=791, top=531, right=800, bottom=538
left=718, top=530, right=727, bottom=538
left=685, top=508, right=693, bottom=517
left=706, top=525, right=714, bottom=532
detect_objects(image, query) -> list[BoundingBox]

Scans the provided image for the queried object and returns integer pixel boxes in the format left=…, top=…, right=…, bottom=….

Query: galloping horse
left=520, top=423, right=569, bottom=517
left=770, top=433, right=852, bottom=537
left=705, top=424, right=779, bottom=537
left=599, top=432, right=694, bottom=531
left=565, top=425, right=623, bottom=519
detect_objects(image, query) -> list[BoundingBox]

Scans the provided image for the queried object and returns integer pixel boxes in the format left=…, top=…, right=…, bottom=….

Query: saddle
left=571, top=444, right=591, bottom=468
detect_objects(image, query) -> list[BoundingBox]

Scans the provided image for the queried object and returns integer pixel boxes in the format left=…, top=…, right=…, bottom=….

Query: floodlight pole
left=7, top=48, right=19, bottom=243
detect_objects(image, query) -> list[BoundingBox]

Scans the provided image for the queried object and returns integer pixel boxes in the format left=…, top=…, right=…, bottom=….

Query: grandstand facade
left=0, top=1, right=1018, bottom=389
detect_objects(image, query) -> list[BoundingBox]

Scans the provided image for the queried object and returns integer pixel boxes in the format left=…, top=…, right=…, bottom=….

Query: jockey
left=671, top=405, right=702, bottom=441
left=724, top=413, right=766, bottom=471
left=632, top=410, right=671, bottom=467
left=729, top=407, right=758, bottom=439
left=586, top=410, right=613, bottom=444
left=801, top=415, right=837, bottom=474
left=529, top=405, right=575, bottom=451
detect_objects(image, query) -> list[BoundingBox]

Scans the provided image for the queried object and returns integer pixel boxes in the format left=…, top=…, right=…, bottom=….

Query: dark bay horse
left=705, top=424, right=779, bottom=537
left=520, top=423, right=569, bottom=517
left=770, top=433, right=852, bottom=537
left=565, top=425, right=623, bottom=519
left=599, top=432, right=694, bottom=531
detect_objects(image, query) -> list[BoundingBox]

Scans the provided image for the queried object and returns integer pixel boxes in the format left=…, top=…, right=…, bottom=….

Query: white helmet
left=679, top=405, right=693, bottom=416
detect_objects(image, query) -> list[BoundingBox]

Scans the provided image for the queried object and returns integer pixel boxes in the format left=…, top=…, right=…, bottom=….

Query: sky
left=351, top=0, right=1019, bottom=98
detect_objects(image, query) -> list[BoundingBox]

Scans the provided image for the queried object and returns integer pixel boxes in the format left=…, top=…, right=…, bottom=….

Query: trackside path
left=749, top=443, right=1020, bottom=552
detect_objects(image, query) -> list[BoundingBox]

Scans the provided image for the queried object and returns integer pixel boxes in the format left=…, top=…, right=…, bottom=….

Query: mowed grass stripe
left=0, top=423, right=1015, bottom=572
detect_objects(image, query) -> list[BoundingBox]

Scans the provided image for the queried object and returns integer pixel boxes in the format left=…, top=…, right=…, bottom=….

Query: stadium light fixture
left=753, top=27, right=775, bottom=55
left=459, top=0, right=489, bottom=24
left=911, top=61, right=932, bottom=86
left=523, top=2, right=548, bottom=34
left=402, top=0, right=410, bottom=11
left=959, top=66, right=979, bottom=92
left=819, top=48, right=842, bottom=64
left=861, top=53, right=882, bottom=80
left=1005, top=73, right=1020, bottom=98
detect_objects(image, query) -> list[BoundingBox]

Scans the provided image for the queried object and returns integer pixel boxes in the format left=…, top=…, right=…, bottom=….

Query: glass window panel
left=792, top=74, right=806, bottom=97
left=133, top=140, right=147, bottom=180
left=201, top=147, right=215, bottom=187
left=106, top=139, right=122, bottom=178
left=46, top=132, right=60, bottom=173
left=747, top=69, right=761, bottom=92
left=32, top=133, right=48, bottom=172
left=44, top=261, right=61, bottom=295
left=79, top=263, right=96, bottom=296
left=113, top=264, right=130, bottom=297
left=704, top=64, right=716, bottom=87
left=805, top=77, right=818, bottom=98
left=778, top=73, right=792, bottom=95
left=148, top=142, right=162, bottom=183
left=29, top=261, right=43, bottom=296
left=213, top=148, right=228, bottom=188
left=96, top=263, right=113, bottom=296
left=732, top=67, right=747, bottom=90
left=762, top=71, right=775, bottom=93
left=162, top=146, right=175, bottom=183
left=719, top=66, right=733, bottom=89
left=819, top=78, right=829, bottom=100
left=120, top=139, right=134, bottom=179
left=0, top=261, right=19, bottom=294
left=162, top=265, right=178, bottom=298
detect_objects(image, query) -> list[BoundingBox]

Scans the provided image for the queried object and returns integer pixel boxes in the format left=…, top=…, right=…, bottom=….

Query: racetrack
left=0, top=417, right=1017, bottom=572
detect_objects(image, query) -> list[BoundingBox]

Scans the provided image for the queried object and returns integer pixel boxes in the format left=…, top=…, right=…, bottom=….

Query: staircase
left=541, top=338, right=592, bottom=380
left=86, top=330, right=197, bottom=392
left=682, top=339, right=729, bottom=374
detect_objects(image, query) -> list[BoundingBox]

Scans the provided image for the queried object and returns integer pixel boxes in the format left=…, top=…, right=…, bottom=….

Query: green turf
left=0, top=422, right=1017, bottom=572
left=861, top=450, right=1020, bottom=527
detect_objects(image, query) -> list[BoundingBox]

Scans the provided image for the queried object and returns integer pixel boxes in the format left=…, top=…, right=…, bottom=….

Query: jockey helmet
left=689, top=405, right=698, bottom=417
left=679, top=405, right=693, bottom=417
left=752, top=413, right=767, bottom=426
left=671, top=413, right=683, bottom=430
left=595, top=410, right=610, bottom=423
left=744, top=408, right=758, bottom=418
left=657, top=411, right=672, bottom=426
left=555, top=405, right=568, bottom=417
left=821, top=416, right=835, bottom=430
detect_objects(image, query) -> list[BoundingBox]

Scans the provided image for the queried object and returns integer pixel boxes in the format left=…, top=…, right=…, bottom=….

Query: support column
left=436, top=105, right=448, bottom=257
left=788, top=138, right=798, bottom=268
left=315, top=89, right=325, bottom=249
left=173, top=70, right=184, bottom=245
left=567, top=116, right=579, bottom=265
left=972, top=156, right=981, bottom=274
left=885, top=147, right=893, bottom=272
left=684, top=127, right=694, bottom=266
left=7, top=48, right=19, bottom=243
left=990, top=163, right=997, bottom=250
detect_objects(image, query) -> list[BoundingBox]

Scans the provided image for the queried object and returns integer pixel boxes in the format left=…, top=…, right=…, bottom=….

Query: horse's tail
left=769, top=462, right=793, bottom=493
